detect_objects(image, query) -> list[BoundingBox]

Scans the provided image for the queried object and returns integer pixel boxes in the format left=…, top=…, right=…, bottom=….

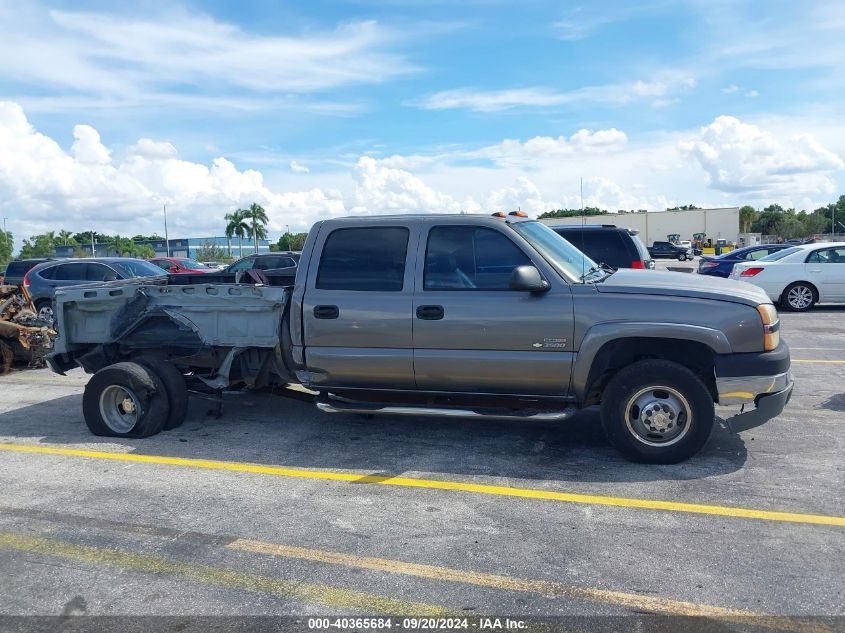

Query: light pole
left=164, top=204, right=170, bottom=256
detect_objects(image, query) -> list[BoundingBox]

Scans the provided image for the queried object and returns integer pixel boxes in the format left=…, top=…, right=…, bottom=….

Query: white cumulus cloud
left=680, top=115, right=845, bottom=197
left=290, top=160, right=310, bottom=174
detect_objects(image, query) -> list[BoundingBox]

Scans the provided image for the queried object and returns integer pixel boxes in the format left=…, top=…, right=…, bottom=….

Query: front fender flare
left=570, top=322, right=731, bottom=400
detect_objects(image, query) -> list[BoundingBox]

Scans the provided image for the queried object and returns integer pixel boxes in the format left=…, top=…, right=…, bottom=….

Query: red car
left=149, top=257, right=217, bottom=274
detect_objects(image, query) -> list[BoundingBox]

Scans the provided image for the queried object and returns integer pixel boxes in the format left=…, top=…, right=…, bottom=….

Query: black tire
left=780, top=282, right=817, bottom=312
left=82, top=362, right=170, bottom=438
left=678, top=253, right=687, bottom=261
left=600, top=360, right=714, bottom=464
left=135, top=356, right=189, bottom=430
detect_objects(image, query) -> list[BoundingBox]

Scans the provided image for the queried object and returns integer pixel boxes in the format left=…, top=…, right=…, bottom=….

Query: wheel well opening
left=584, top=337, right=717, bottom=405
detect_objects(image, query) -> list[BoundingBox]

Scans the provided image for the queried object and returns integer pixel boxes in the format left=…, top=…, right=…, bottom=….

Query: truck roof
left=321, top=213, right=535, bottom=226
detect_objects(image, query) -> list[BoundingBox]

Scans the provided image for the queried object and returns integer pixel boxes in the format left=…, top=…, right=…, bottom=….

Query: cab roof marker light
left=491, top=212, right=507, bottom=218
left=508, top=211, right=528, bottom=217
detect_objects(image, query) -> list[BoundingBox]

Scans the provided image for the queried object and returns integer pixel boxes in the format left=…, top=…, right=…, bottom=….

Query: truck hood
left=595, top=269, right=770, bottom=306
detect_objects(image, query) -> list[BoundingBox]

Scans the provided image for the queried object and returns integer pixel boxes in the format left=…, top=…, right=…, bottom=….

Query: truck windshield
left=510, top=221, right=600, bottom=283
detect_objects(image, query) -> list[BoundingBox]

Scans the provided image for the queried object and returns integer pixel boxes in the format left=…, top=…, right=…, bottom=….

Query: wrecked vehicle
left=0, top=284, right=55, bottom=374
left=48, top=213, right=792, bottom=463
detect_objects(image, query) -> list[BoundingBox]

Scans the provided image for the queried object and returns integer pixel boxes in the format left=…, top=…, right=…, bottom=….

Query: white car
left=679, top=240, right=692, bottom=249
left=731, top=242, right=845, bottom=311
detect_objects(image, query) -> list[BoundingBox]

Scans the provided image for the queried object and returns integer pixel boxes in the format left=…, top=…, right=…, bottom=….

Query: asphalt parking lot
left=0, top=299, right=843, bottom=629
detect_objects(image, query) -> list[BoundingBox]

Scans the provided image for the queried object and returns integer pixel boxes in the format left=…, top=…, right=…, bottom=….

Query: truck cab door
left=301, top=224, right=418, bottom=389
left=412, top=224, right=575, bottom=396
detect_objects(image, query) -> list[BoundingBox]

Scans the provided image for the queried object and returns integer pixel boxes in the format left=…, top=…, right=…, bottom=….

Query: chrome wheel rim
left=37, top=305, right=54, bottom=325
left=624, top=385, right=691, bottom=447
left=99, top=385, right=140, bottom=434
left=787, top=286, right=812, bottom=309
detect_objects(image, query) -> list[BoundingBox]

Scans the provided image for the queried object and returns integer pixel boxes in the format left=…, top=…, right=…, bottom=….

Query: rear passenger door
left=302, top=224, right=417, bottom=389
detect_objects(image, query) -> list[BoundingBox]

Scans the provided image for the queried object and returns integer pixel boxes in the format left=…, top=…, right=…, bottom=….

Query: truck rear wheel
left=82, top=362, right=170, bottom=438
left=600, top=360, right=714, bottom=463
left=135, top=356, right=189, bottom=430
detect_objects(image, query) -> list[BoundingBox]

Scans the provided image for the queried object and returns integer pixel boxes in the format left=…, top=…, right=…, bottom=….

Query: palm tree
left=224, top=209, right=249, bottom=257
left=107, top=234, right=124, bottom=256
left=57, top=230, right=77, bottom=246
left=244, top=203, right=269, bottom=254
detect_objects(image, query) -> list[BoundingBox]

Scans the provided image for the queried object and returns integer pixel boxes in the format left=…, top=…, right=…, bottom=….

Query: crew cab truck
left=48, top=213, right=793, bottom=463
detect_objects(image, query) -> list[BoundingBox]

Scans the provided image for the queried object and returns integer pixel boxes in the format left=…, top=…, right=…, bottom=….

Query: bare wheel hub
left=625, top=385, right=692, bottom=447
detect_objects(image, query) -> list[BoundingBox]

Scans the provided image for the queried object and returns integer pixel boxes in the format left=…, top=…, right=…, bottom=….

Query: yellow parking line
left=227, top=538, right=828, bottom=633
left=1, top=442, right=843, bottom=527
left=0, top=531, right=447, bottom=616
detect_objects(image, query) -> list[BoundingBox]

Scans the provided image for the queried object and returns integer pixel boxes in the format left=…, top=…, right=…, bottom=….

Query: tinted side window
left=254, top=256, right=295, bottom=270
left=228, top=258, right=255, bottom=273
left=37, top=265, right=57, bottom=280
left=52, top=263, right=89, bottom=280
left=572, top=231, right=627, bottom=268
left=808, top=248, right=845, bottom=263
left=746, top=249, right=771, bottom=261
left=86, top=263, right=115, bottom=281
left=317, top=227, right=409, bottom=291
left=424, top=226, right=531, bottom=290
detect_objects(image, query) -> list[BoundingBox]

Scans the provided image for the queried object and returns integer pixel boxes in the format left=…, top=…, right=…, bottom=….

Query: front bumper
left=721, top=381, right=793, bottom=433
left=715, top=342, right=793, bottom=433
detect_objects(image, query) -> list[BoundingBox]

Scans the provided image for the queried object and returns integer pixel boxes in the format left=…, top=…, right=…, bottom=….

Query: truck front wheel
left=82, top=362, right=170, bottom=438
left=600, top=360, right=714, bottom=463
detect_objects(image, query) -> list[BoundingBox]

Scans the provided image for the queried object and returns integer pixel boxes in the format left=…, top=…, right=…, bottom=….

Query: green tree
left=18, top=233, right=56, bottom=258
left=243, top=202, right=269, bottom=253
left=57, top=230, right=77, bottom=246
left=106, top=234, right=135, bottom=256
left=131, top=244, right=156, bottom=259
left=537, top=207, right=608, bottom=219
left=194, top=241, right=230, bottom=262
left=276, top=232, right=308, bottom=251
left=666, top=204, right=700, bottom=211
left=131, top=234, right=163, bottom=242
left=739, top=205, right=757, bottom=233
left=224, top=209, right=249, bottom=257
left=0, top=230, right=13, bottom=267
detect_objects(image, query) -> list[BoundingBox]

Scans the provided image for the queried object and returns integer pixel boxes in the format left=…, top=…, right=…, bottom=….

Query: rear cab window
left=317, top=227, right=409, bottom=291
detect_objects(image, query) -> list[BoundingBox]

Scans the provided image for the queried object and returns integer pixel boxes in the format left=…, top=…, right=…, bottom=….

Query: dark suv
left=550, top=225, right=654, bottom=270
left=649, top=241, right=694, bottom=261
left=224, top=252, right=300, bottom=274
left=2, top=258, right=62, bottom=286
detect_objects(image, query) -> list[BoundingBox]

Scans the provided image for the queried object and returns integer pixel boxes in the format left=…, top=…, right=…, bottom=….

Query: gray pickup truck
left=48, top=213, right=792, bottom=463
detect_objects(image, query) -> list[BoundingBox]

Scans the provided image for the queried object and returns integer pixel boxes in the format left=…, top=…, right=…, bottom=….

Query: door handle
left=416, top=305, right=444, bottom=320
left=313, top=305, right=339, bottom=319
left=809, top=269, right=822, bottom=273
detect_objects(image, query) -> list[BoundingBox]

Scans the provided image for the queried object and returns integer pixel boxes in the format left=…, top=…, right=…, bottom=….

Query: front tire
left=678, top=253, right=687, bottom=261
left=82, top=362, right=170, bottom=438
left=781, top=282, right=816, bottom=312
left=600, top=360, right=714, bottom=463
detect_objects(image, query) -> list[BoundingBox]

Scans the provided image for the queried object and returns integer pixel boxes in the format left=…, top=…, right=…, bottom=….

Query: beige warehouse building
left=539, top=207, right=741, bottom=247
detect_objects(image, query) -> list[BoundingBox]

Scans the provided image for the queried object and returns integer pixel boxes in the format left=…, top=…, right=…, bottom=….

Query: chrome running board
left=316, top=397, right=577, bottom=422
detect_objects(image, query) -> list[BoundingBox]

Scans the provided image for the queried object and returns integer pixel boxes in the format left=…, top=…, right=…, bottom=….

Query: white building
left=539, top=207, right=741, bottom=247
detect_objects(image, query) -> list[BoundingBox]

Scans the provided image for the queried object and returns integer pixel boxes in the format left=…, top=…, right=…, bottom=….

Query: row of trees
left=739, top=198, right=845, bottom=238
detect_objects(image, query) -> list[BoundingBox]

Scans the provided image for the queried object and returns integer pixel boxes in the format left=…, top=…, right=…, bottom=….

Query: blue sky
left=1, top=0, right=844, bottom=240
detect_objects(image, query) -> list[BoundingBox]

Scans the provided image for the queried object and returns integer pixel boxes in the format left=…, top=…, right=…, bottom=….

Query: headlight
left=757, top=303, right=779, bottom=351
